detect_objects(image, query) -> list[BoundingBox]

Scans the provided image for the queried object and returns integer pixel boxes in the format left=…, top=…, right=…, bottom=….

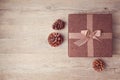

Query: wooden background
left=0, top=0, right=120, bottom=80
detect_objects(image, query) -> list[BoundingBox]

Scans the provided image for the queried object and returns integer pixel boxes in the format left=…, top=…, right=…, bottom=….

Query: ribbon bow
left=74, top=30, right=101, bottom=46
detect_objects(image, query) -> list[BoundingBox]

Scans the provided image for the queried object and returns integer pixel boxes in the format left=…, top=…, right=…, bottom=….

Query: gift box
left=68, top=14, right=112, bottom=57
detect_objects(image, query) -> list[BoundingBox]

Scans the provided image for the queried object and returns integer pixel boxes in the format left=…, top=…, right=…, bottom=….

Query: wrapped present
left=68, top=14, right=112, bottom=57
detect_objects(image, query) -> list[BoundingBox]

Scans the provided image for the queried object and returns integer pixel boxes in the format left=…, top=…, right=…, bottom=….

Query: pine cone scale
left=93, top=59, right=105, bottom=72
left=52, top=19, right=65, bottom=30
left=48, top=32, right=63, bottom=47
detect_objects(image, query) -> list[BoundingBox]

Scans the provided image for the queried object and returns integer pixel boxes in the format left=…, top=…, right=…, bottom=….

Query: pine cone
left=93, top=59, right=105, bottom=72
left=52, top=19, right=65, bottom=30
left=48, top=32, right=63, bottom=47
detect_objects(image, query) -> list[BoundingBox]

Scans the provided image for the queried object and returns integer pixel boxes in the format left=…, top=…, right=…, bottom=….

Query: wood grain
left=0, top=0, right=120, bottom=80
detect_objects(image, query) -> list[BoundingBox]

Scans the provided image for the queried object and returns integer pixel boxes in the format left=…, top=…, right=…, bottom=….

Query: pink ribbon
left=69, top=14, right=112, bottom=57
left=74, top=30, right=101, bottom=46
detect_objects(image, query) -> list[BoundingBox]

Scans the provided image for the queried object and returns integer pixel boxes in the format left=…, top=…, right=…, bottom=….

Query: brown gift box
left=68, top=14, right=112, bottom=57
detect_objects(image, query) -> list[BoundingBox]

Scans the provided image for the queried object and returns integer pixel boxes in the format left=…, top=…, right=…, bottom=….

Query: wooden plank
left=0, top=54, right=119, bottom=80
left=0, top=0, right=120, bottom=80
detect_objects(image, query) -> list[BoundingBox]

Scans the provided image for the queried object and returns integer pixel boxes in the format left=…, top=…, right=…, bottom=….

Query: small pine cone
left=93, top=59, right=105, bottom=72
left=48, top=32, right=63, bottom=47
left=52, top=19, right=65, bottom=30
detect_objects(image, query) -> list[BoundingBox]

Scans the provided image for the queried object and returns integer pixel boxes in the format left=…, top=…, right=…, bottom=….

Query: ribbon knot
left=74, top=30, right=101, bottom=46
